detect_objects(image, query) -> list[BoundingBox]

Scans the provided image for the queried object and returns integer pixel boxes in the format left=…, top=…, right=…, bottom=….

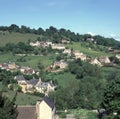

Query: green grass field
left=0, top=31, right=40, bottom=46
left=57, top=109, right=97, bottom=119
left=65, top=42, right=112, bottom=57
left=0, top=53, right=56, bottom=69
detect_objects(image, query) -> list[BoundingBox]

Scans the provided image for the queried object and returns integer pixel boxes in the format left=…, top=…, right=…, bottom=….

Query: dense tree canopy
left=68, top=59, right=102, bottom=79
left=49, top=59, right=105, bottom=110
left=0, top=92, right=18, bottom=119
left=101, top=78, right=120, bottom=118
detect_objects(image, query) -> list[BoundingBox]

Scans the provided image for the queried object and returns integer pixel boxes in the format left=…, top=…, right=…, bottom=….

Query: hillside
left=0, top=24, right=120, bottom=48
left=0, top=31, right=41, bottom=46
left=0, top=25, right=120, bottom=118
left=0, top=31, right=114, bottom=69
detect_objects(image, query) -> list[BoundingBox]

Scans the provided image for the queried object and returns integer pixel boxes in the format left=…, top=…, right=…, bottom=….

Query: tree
left=9, top=24, right=19, bottom=32
left=37, top=27, right=44, bottom=35
left=37, top=61, right=44, bottom=70
left=101, top=79, right=120, bottom=118
left=0, top=92, right=18, bottom=119
left=49, top=79, right=80, bottom=109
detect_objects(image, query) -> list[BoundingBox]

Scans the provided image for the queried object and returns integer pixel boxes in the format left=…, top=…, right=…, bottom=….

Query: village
left=0, top=40, right=120, bottom=119
left=0, top=33, right=120, bottom=119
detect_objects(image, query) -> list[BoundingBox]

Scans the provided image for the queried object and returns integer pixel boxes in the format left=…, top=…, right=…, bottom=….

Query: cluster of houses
left=90, top=54, right=120, bottom=66
left=30, top=41, right=53, bottom=47
left=0, top=62, right=19, bottom=71
left=63, top=48, right=120, bottom=67
left=14, top=75, right=56, bottom=94
left=30, top=40, right=66, bottom=50
left=0, top=62, right=39, bottom=75
left=90, top=56, right=111, bottom=67
left=29, top=40, right=120, bottom=68
left=0, top=62, right=56, bottom=95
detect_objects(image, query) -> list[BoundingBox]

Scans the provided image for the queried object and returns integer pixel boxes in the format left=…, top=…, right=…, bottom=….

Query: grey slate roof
left=15, top=75, right=25, bottom=81
left=27, top=78, right=39, bottom=86
left=17, top=106, right=36, bottom=119
left=43, top=96, right=55, bottom=110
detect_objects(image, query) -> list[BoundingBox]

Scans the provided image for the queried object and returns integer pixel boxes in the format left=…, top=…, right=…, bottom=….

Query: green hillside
left=65, top=42, right=112, bottom=57
left=0, top=31, right=114, bottom=69
left=0, top=31, right=40, bottom=46
left=0, top=28, right=120, bottom=118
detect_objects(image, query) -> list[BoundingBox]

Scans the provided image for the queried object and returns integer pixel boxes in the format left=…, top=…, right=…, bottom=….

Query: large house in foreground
left=17, top=96, right=56, bottom=119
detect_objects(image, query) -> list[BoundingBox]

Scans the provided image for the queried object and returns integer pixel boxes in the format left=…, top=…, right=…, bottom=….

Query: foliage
left=68, top=59, right=102, bottom=79
left=49, top=79, right=80, bottom=109
left=0, top=69, right=15, bottom=86
left=78, top=76, right=105, bottom=109
left=101, top=79, right=120, bottom=118
left=93, top=35, right=120, bottom=49
left=1, top=42, right=34, bottom=54
left=48, top=59, right=106, bottom=110
left=0, top=24, right=120, bottom=49
left=0, top=91, right=18, bottom=119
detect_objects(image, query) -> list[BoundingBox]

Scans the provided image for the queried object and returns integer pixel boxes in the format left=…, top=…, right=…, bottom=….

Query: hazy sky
left=0, top=0, right=120, bottom=40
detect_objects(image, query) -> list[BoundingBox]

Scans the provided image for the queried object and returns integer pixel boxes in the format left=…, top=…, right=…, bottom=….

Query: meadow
left=0, top=31, right=39, bottom=46
left=0, top=53, right=56, bottom=69
left=65, top=42, right=112, bottom=57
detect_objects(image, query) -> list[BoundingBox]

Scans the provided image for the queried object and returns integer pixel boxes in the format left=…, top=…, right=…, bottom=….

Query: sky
left=0, top=0, right=120, bottom=40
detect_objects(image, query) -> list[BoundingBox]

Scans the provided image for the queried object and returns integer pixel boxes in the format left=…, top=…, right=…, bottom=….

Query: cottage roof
left=35, top=80, right=55, bottom=90
left=24, top=69, right=34, bottom=74
left=27, top=78, right=39, bottom=86
left=43, top=96, right=54, bottom=110
left=36, top=82, right=48, bottom=88
left=15, top=75, right=26, bottom=81
left=17, top=106, right=36, bottom=119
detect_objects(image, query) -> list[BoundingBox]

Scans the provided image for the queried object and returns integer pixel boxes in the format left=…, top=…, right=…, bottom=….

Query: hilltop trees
left=8, top=24, right=19, bottom=32
left=93, top=35, right=120, bottom=49
left=0, top=24, right=120, bottom=48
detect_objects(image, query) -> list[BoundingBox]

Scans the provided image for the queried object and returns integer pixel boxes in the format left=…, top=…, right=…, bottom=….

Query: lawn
left=57, top=109, right=98, bottom=119
left=69, top=109, right=98, bottom=119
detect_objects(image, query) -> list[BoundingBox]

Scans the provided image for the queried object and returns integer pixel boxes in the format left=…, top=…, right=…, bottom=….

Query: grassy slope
left=0, top=31, right=112, bottom=57
left=0, top=53, right=56, bottom=69
left=0, top=32, right=119, bottom=116
left=65, top=42, right=112, bottom=57
left=0, top=31, right=40, bottom=46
